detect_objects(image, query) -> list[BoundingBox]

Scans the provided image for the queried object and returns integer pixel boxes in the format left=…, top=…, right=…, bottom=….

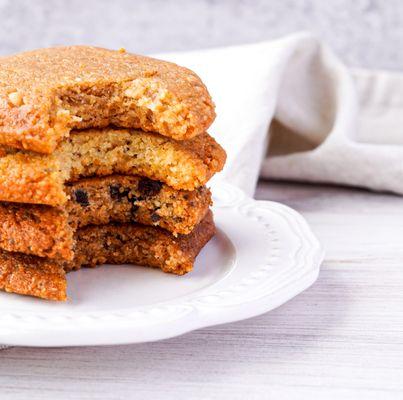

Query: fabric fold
left=160, top=32, right=403, bottom=196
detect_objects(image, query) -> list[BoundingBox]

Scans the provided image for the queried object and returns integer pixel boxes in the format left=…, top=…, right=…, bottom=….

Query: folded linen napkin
left=160, top=32, right=403, bottom=197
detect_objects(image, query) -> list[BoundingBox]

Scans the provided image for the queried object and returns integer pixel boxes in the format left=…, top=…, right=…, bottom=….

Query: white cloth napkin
left=160, top=32, right=403, bottom=197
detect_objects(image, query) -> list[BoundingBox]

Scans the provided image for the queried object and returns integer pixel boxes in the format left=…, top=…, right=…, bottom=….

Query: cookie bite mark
left=0, top=211, right=215, bottom=300
left=66, top=175, right=212, bottom=234
left=68, top=210, right=215, bottom=275
left=0, top=175, right=212, bottom=259
left=0, top=129, right=226, bottom=206
left=0, top=46, right=215, bottom=153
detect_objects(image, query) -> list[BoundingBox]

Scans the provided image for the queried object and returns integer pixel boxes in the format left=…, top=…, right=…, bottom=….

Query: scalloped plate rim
left=0, top=181, right=324, bottom=347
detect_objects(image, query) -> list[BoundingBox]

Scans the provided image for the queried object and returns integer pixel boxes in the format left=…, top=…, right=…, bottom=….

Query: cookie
left=0, top=129, right=226, bottom=206
left=0, top=46, right=215, bottom=154
left=0, top=175, right=211, bottom=259
left=0, top=251, right=67, bottom=301
left=0, top=204, right=73, bottom=260
left=68, top=209, right=215, bottom=275
left=66, top=175, right=211, bottom=233
left=0, top=211, right=215, bottom=301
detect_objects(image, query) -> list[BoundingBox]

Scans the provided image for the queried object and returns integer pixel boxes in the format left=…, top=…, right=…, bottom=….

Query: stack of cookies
left=0, top=46, right=226, bottom=301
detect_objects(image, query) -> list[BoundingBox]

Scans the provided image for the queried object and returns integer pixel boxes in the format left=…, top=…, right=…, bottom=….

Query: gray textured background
left=0, top=0, right=402, bottom=70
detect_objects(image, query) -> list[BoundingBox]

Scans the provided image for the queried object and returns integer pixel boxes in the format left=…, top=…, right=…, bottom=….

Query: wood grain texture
left=1, top=181, right=403, bottom=399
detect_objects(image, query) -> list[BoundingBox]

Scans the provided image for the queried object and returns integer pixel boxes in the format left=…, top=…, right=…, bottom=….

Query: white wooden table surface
left=1, top=180, right=402, bottom=400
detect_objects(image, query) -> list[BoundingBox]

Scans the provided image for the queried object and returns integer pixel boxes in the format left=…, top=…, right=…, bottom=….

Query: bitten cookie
left=66, top=175, right=211, bottom=234
left=0, top=175, right=212, bottom=260
left=0, top=129, right=226, bottom=206
left=68, top=210, right=215, bottom=275
left=0, top=212, right=215, bottom=301
left=0, top=46, right=215, bottom=153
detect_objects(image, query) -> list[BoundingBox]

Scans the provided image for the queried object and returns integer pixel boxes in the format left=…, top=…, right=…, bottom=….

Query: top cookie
left=0, top=46, right=215, bottom=154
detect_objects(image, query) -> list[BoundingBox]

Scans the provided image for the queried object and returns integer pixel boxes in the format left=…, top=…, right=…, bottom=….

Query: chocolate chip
left=109, top=184, right=130, bottom=201
left=138, top=178, right=163, bottom=198
left=131, top=204, right=139, bottom=216
left=74, top=189, right=89, bottom=207
left=109, top=184, right=120, bottom=199
left=126, top=191, right=137, bottom=202
left=151, top=213, right=161, bottom=223
left=121, top=188, right=131, bottom=197
left=31, top=213, right=41, bottom=223
left=23, top=209, right=40, bottom=223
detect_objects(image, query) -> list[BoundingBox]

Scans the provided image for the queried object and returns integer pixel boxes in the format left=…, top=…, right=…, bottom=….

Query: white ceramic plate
left=0, top=182, right=323, bottom=347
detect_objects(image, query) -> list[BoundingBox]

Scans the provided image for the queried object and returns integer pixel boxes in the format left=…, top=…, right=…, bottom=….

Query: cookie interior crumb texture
left=69, top=210, right=215, bottom=275
left=0, top=128, right=226, bottom=206
left=0, top=211, right=215, bottom=301
left=66, top=175, right=211, bottom=234
left=0, top=175, right=211, bottom=260
left=0, top=45, right=225, bottom=302
left=0, top=46, right=216, bottom=153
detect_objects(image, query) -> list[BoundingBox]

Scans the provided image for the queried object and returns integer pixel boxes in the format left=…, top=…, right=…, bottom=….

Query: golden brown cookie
left=0, top=46, right=215, bottom=154
left=0, top=251, right=67, bottom=301
left=68, top=210, right=215, bottom=275
left=66, top=175, right=211, bottom=233
left=0, top=211, right=215, bottom=301
left=0, top=175, right=212, bottom=260
left=0, top=129, right=226, bottom=206
left=0, top=204, right=73, bottom=260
